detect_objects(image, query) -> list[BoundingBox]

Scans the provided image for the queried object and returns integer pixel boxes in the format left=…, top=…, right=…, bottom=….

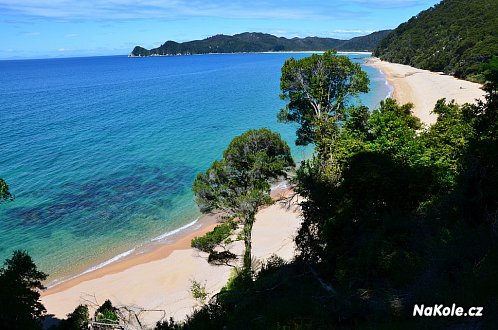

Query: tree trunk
left=242, top=213, right=255, bottom=274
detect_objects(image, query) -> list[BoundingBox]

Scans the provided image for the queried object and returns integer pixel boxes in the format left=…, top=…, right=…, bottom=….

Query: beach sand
left=40, top=58, right=484, bottom=327
left=367, top=58, right=485, bottom=125
left=41, top=192, right=302, bottom=327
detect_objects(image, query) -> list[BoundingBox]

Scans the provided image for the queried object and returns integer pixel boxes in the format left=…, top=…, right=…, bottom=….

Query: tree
left=0, top=250, right=48, bottom=330
left=278, top=50, right=369, bottom=157
left=193, top=128, right=294, bottom=274
left=0, top=178, right=14, bottom=203
left=482, top=56, right=498, bottom=103
left=54, top=305, right=90, bottom=330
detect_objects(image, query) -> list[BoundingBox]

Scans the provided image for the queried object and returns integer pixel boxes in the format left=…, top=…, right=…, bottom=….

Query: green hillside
left=130, top=31, right=391, bottom=57
left=374, top=0, right=498, bottom=81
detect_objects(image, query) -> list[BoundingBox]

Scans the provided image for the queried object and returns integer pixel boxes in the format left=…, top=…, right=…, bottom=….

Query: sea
left=0, top=53, right=390, bottom=284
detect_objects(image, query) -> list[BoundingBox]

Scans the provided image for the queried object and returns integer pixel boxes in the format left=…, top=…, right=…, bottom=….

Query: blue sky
left=0, top=0, right=441, bottom=59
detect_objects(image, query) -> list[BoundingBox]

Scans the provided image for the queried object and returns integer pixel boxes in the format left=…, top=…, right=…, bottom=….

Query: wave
left=151, top=218, right=200, bottom=242
left=378, top=68, right=394, bottom=99
left=47, top=217, right=200, bottom=288
left=385, top=79, right=394, bottom=99
left=46, top=247, right=136, bottom=288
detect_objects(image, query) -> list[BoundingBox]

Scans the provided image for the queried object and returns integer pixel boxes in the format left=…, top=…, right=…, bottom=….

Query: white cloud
left=21, top=31, right=40, bottom=36
left=0, top=0, right=331, bottom=20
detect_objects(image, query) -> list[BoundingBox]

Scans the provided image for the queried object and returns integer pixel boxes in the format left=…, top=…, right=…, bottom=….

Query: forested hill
left=374, top=0, right=498, bottom=81
left=130, top=31, right=391, bottom=57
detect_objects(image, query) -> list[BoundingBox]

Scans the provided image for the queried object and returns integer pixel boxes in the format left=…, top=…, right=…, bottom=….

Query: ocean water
left=0, top=53, right=390, bottom=281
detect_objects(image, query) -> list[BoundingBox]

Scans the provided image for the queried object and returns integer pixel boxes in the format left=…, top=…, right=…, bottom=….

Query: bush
left=94, top=300, right=119, bottom=328
left=53, top=305, right=89, bottom=330
left=207, top=251, right=237, bottom=265
left=190, top=280, right=208, bottom=305
left=191, top=220, right=237, bottom=253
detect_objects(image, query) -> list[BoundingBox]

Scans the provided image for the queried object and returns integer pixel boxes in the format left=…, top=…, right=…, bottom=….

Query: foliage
left=53, top=305, right=90, bottom=330
left=191, top=220, right=237, bottom=253
left=131, top=31, right=392, bottom=56
left=292, top=89, right=498, bottom=327
left=94, top=299, right=119, bottom=327
left=179, top=261, right=335, bottom=330
left=278, top=50, right=369, bottom=154
left=190, top=280, right=208, bottom=305
left=0, top=250, right=48, bottom=330
left=207, top=251, right=237, bottom=265
left=158, top=45, right=498, bottom=330
left=193, top=128, right=294, bottom=272
left=155, top=317, right=180, bottom=330
left=0, top=178, right=14, bottom=203
left=482, top=56, right=498, bottom=102
left=375, top=0, right=498, bottom=81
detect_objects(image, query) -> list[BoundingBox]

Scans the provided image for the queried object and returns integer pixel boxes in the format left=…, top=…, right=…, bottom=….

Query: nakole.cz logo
left=413, top=304, right=483, bottom=317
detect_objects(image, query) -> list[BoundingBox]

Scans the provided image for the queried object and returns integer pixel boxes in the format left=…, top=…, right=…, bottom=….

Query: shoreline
left=366, top=57, right=485, bottom=125
left=129, top=51, right=372, bottom=57
left=43, top=182, right=292, bottom=291
left=45, top=216, right=206, bottom=289
left=42, top=213, right=220, bottom=296
left=41, top=185, right=301, bottom=325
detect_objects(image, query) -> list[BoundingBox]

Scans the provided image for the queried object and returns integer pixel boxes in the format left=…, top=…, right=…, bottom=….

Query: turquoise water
left=0, top=53, right=389, bottom=280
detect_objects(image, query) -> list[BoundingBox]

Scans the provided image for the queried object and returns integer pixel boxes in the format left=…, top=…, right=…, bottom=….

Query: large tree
left=193, top=128, right=294, bottom=274
left=0, top=250, right=48, bottom=330
left=278, top=50, right=369, bottom=157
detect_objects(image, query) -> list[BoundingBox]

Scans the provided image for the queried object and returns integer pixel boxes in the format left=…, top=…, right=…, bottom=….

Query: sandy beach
left=42, top=191, right=302, bottom=327
left=367, top=58, right=485, bottom=125
left=40, top=58, right=486, bottom=328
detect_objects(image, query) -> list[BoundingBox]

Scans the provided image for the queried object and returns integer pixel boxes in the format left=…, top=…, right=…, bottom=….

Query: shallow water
left=0, top=53, right=390, bottom=280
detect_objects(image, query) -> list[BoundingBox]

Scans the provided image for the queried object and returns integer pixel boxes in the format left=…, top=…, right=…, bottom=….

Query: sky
left=0, top=0, right=441, bottom=59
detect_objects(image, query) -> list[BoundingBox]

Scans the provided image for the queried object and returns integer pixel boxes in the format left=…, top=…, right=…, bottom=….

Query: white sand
left=41, top=57, right=484, bottom=327
left=367, top=58, right=485, bottom=125
left=42, top=197, right=302, bottom=327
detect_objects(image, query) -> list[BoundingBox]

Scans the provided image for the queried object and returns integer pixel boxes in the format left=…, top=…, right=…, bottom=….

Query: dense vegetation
left=0, top=250, right=47, bottom=330
left=163, top=51, right=498, bottom=329
left=374, top=0, right=498, bottom=81
left=130, top=31, right=391, bottom=57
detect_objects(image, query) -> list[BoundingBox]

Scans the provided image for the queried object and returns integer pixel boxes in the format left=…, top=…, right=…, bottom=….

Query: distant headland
left=129, top=31, right=391, bottom=57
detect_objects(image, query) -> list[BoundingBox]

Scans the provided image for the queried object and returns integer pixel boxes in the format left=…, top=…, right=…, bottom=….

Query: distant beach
left=131, top=51, right=372, bottom=57
left=367, top=58, right=485, bottom=125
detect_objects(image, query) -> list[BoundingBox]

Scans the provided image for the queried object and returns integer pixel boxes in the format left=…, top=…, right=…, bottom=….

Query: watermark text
left=413, top=304, right=483, bottom=317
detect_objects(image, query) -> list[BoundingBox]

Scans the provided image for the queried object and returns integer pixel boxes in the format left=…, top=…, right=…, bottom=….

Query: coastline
left=41, top=186, right=301, bottom=326
left=43, top=213, right=220, bottom=295
left=129, top=51, right=372, bottom=57
left=366, top=58, right=485, bottom=125
left=38, top=56, right=474, bottom=326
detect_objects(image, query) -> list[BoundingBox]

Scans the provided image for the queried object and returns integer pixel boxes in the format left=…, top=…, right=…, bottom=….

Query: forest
left=130, top=31, right=391, bottom=57
left=374, top=0, right=498, bottom=81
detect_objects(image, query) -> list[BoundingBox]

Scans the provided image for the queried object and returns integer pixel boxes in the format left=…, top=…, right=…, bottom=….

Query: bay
left=0, top=53, right=389, bottom=280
